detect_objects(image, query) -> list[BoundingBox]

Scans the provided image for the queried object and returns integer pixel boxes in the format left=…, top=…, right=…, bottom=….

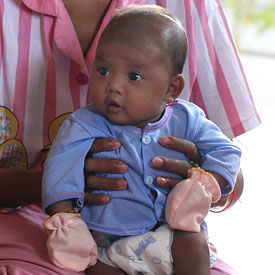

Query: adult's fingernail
left=117, top=163, right=127, bottom=172
left=159, top=136, right=171, bottom=146
left=152, top=157, right=164, bottom=167
left=156, top=177, right=167, bottom=186
left=100, top=196, right=110, bottom=204
left=117, top=179, right=127, bottom=189
left=109, top=140, right=120, bottom=148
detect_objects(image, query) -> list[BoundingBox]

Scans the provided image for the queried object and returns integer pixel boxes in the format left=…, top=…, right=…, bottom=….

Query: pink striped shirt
left=0, top=0, right=260, bottom=169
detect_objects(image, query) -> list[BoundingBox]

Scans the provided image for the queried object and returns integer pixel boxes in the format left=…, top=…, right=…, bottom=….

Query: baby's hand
left=166, top=168, right=221, bottom=232
left=43, top=213, right=97, bottom=271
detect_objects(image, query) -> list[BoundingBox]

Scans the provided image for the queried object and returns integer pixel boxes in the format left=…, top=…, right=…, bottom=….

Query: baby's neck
left=132, top=109, right=167, bottom=128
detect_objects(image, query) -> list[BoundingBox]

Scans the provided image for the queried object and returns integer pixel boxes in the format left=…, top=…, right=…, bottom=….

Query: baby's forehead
left=100, top=27, right=163, bottom=48
left=96, top=37, right=168, bottom=68
left=97, top=35, right=169, bottom=69
left=100, top=6, right=176, bottom=45
left=99, top=18, right=169, bottom=55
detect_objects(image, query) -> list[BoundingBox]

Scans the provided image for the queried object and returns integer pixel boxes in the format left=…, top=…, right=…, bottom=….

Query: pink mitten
left=43, top=213, right=97, bottom=271
left=166, top=168, right=221, bottom=232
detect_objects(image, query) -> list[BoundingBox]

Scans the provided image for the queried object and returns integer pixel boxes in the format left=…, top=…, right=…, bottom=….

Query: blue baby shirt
left=42, top=99, right=241, bottom=236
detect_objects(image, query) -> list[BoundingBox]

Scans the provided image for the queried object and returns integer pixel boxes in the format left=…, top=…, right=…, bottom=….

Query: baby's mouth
left=107, top=100, right=123, bottom=113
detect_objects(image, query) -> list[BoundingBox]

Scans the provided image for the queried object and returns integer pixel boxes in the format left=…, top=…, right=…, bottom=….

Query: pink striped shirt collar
left=22, top=0, right=58, bottom=17
left=21, top=0, right=149, bottom=17
left=21, top=0, right=148, bottom=69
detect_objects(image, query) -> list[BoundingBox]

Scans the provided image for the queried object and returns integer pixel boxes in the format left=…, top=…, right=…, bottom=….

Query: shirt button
left=146, top=176, right=153, bottom=184
left=156, top=209, right=163, bottom=218
left=77, top=73, right=88, bottom=85
left=142, top=135, right=151, bottom=144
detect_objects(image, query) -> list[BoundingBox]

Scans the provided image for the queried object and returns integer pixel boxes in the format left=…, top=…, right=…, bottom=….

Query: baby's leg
left=172, top=229, right=210, bottom=275
left=86, top=260, right=126, bottom=275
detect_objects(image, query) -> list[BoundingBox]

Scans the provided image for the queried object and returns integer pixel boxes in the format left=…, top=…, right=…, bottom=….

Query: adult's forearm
left=0, top=169, right=42, bottom=207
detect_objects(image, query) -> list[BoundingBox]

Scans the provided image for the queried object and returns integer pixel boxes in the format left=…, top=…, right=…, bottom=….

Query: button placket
left=142, top=133, right=153, bottom=186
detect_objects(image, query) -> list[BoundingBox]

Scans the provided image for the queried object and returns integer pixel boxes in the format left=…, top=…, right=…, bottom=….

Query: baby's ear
left=165, top=74, right=185, bottom=103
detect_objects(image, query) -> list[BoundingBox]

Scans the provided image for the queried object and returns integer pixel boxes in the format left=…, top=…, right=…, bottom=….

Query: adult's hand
left=84, top=136, right=243, bottom=210
left=152, top=136, right=201, bottom=189
left=152, top=136, right=243, bottom=210
left=84, top=138, right=128, bottom=205
left=84, top=136, right=198, bottom=205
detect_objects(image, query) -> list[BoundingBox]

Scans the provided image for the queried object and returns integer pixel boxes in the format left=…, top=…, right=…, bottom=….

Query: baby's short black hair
left=99, top=5, right=188, bottom=75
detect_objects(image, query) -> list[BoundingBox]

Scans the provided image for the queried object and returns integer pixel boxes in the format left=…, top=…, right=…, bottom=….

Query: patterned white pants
left=96, top=225, right=216, bottom=275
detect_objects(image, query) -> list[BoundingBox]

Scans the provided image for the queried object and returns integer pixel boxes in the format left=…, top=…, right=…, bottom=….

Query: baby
left=42, top=5, right=241, bottom=275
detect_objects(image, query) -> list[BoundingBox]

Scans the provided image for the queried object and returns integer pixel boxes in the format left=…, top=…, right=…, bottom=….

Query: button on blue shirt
left=146, top=176, right=154, bottom=185
left=142, top=135, right=151, bottom=144
left=42, top=99, right=241, bottom=236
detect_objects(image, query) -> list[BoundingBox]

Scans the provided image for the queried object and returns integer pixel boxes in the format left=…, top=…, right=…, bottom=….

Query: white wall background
left=206, top=53, right=275, bottom=275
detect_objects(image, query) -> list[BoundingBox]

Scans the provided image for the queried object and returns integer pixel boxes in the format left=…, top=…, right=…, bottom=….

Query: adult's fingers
left=152, top=156, right=191, bottom=177
left=85, top=158, right=128, bottom=174
left=153, top=137, right=201, bottom=190
left=84, top=193, right=111, bottom=205
left=84, top=177, right=127, bottom=205
left=159, top=136, right=201, bottom=164
left=85, top=175, right=127, bottom=191
left=88, top=138, right=121, bottom=154
left=84, top=138, right=128, bottom=206
left=155, top=176, right=183, bottom=189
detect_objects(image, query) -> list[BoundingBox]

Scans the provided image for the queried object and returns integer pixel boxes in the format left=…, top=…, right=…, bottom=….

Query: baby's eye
left=98, top=67, right=110, bottom=76
left=129, top=72, right=142, bottom=81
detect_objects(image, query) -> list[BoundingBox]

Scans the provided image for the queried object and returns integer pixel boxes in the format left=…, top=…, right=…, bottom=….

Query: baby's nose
left=107, top=75, right=124, bottom=95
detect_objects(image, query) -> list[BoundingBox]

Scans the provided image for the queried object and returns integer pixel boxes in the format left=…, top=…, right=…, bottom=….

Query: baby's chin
left=104, top=114, right=133, bottom=125
left=105, top=115, right=148, bottom=126
left=101, top=109, right=158, bottom=126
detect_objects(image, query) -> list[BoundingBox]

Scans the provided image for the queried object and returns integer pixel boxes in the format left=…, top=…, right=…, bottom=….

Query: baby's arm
left=208, top=171, right=227, bottom=191
left=43, top=200, right=97, bottom=272
left=46, top=200, right=74, bottom=216
left=42, top=116, right=100, bottom=272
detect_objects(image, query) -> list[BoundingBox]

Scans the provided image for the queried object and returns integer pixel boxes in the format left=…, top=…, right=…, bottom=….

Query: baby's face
left=90, top=38, right=173, bottom=126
